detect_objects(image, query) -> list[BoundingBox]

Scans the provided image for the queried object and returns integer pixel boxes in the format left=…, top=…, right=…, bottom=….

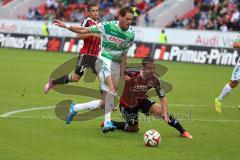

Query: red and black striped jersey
left=120, top=67, right=165, bottom=108
left=79, top=17, right=100, bottom=57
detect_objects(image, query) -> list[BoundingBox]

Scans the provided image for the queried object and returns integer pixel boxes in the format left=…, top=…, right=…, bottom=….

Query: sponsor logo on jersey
left=108, top=36, right=124, bottom=45
left=130, top=85, right=148, bottom=92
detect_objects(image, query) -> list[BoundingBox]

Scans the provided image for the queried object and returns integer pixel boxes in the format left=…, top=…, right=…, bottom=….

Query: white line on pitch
left=0, top=103, right=238, bottom=118
left=0, top=115, right=57, bottom=119
left=0, top=106, right=54, bottom=117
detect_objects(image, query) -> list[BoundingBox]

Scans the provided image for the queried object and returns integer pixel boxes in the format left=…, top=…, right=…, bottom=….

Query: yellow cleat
left=214, top=98, right=222, bottom=113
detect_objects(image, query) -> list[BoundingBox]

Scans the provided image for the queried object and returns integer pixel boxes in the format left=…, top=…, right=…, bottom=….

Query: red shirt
left=79, top=17, right=100, bottom=57
left=120, top=67, right=165, bottom=109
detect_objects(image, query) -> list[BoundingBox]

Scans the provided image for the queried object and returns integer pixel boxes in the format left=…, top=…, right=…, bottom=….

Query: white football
left=144, top=129, right=161, bottom=147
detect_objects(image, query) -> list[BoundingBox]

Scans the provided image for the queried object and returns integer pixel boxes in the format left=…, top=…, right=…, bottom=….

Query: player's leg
left=65, top=99, right=104, bottom=124
left=149, top=103, right=192, bottom=138
left=111, top=105, right=139, bottom=133
left=101, top=74, right=119, bottom=133
left=96, top=59, right=120, bottom=133
left=65, top=84, right=105, bottom=124
left=65, top=56, right=101, bottom=124
left=65, top=99, right=103, bottom=124
left=66, top=86, right=104, bottom=124
left=44, top=55, right=87, bottom=94
left=74, top=100, right=104, bottom=111
left=217, top=80, right=239, bottom=100
left=142, top=98, right=192, bottom=138
left=215, top=62, right=240, bottom=113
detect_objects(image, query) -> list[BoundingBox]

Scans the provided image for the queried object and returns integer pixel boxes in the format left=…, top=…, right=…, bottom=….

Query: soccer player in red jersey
left=44, top=3, right=101, bottom=94
left=110, top=57, right=192, bottom=138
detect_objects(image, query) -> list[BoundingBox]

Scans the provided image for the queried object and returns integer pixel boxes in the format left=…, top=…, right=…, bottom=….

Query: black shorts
left=75, top=54, right=97, bottom=76
left=119, top=98, right=156, bottom=126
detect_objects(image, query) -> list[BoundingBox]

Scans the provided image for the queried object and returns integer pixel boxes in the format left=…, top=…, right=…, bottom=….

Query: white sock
left=104, top=112, right=112, bottom=125
left=218, top=83, right=232, bottom=101
left=74, top=100, right=101, bottom=112
left=104, top=91, right=115, bottom=125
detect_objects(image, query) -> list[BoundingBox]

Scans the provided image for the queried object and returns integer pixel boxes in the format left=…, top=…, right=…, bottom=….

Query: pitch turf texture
left=0, top=48, right=240, bottom=160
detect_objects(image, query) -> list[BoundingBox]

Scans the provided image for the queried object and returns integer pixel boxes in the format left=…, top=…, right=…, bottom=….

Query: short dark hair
left=87, top=3, right=98, bottom=12
left=119, top=6, right=134, bottom=17
left=142, top=57, right=154, bottom=67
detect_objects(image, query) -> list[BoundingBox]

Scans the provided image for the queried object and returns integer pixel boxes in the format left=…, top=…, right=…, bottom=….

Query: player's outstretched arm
left=77, top=33, right=100, bottom=39
left=52, top=19, right=91, bottom=34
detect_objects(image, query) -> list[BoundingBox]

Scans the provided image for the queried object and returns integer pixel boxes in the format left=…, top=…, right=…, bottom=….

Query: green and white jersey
left=90, top=21, right=135, bottom=63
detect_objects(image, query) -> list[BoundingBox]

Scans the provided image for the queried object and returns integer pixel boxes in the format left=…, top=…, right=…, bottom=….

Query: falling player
left=107, top=57, right=192, bottom=138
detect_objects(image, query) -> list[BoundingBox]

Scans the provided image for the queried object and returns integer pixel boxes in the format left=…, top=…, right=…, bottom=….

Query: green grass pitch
left=0, top=47, right=240, bottom=160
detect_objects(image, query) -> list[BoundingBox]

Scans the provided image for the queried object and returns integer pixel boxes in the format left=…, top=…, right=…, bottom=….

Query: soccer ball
left=144, top=129, right=161, bottom=147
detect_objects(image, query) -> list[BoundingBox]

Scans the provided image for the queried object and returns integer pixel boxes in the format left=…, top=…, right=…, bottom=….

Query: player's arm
left=77, top=19, right=101, bottom=39
left=233, top=35, right=240, bottom=48
left=120, top=53, right=131, bottom=81
left=77, top=33, right=100, bottom=39
left=233, top=41, right=240, bottom=48
left=52, top=19, right=91, bottom=34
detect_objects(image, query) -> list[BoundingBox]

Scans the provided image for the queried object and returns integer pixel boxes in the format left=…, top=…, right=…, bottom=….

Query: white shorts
left=231, top=58, right=240, bottom=81
left=95, top=57, right=120, bottom=92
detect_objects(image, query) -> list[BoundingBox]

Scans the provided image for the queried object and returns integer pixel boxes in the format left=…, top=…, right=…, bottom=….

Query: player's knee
left=155, top=108, right=162, bottom=116
left=71, top=74, right=81, bottom=82
left=108, top=89, right=117, bottom=97
left=113, top=83, right=118, bottom=91
left=150, top=104, right=162, bottom=116
left=108, top=87, right=116, bottom=94
left=229, top=81, right=239, bottom=88
left=99, top=100, right=104, bottom=109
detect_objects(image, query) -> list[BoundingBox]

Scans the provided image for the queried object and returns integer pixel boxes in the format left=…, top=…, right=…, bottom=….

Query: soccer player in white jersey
left=52, top=6, right=135, bottom=133
left=214, top=39, right=240, bottom=113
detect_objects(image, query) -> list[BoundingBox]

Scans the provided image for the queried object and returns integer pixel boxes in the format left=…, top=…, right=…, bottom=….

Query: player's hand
left=162, top=113, right=169, bottom=123
left=52, top=19, right=66, bottom=28
left=121, top=75, right=131, bottom=81
left=233, top=41, right=240, bottom=48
